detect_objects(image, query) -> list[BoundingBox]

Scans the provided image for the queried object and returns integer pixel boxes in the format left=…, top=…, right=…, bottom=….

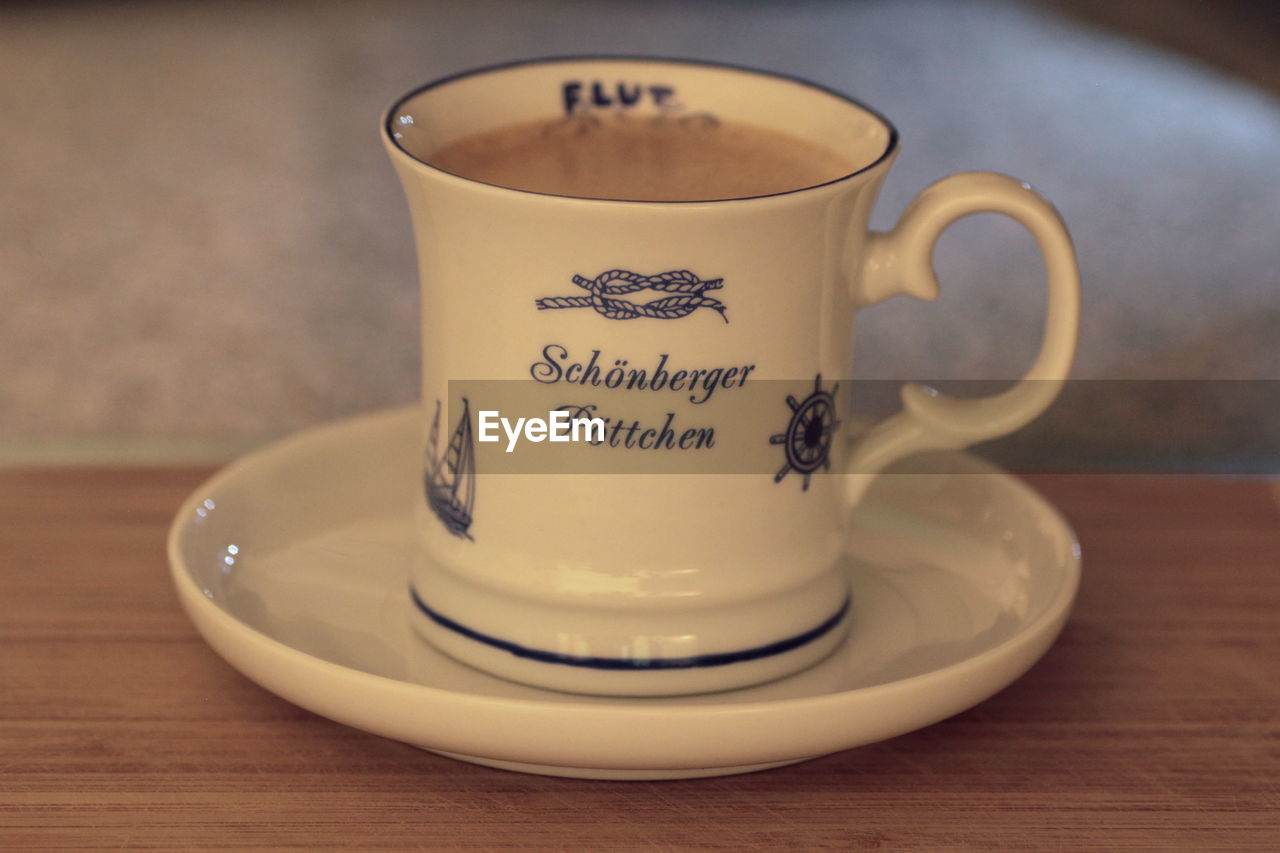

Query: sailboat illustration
left=425, top=398, right=476, bottom=540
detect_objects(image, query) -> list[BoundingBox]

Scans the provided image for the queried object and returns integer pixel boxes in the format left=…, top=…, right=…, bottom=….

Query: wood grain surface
left=1, top=469, right=1277, bottom=851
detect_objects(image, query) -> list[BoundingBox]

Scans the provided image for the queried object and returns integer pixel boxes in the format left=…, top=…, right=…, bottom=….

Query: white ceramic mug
left=383, top=57, right=1079, bottom=696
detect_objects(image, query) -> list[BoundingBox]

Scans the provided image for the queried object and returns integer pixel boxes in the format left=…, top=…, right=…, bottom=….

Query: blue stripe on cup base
left=409, top=586, right=850, bottom=670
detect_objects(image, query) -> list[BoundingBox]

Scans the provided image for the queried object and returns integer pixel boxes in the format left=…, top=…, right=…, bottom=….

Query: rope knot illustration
left=535, top=270, right=728, bottom=322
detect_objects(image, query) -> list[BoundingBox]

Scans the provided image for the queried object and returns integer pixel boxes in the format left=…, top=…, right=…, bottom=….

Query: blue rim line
left=409, top=586, right=850, bottom=670
left=383, top=55, right=899, bottom=204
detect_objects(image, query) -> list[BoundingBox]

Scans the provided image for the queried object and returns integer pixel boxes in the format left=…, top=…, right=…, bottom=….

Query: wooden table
left=2, top=469, right=1277, bottom=851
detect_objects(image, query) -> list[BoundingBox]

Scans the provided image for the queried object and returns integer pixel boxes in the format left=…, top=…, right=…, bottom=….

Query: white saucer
left=168, top=406, right=1080, bottom=780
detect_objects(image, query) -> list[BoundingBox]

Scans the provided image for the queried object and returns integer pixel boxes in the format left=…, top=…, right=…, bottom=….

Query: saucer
left=168, top=406, right=1080, bottom=780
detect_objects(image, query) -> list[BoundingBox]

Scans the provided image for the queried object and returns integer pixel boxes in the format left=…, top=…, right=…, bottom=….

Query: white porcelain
left=384, top=58, right=1080, bottom=695
left=168, top=407, right=1081, bottom=779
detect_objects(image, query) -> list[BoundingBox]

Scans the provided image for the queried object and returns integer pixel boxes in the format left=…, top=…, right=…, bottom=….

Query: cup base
left=407, top=584, right=852, bottom=697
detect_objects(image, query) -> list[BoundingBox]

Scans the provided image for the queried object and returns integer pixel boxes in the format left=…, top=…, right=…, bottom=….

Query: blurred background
left=1, top=0, right=1277, bottom=471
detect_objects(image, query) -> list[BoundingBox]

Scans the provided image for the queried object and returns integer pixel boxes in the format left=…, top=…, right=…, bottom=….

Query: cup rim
left=382, top=55, right=900, bottom=205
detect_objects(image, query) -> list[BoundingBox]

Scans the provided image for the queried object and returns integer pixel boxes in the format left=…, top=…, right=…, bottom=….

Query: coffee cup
left=383, top=57, right=1079, bottom=696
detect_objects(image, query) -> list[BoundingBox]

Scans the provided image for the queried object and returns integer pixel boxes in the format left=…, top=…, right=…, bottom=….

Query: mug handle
left=846, top=172, right=1081, bottom=503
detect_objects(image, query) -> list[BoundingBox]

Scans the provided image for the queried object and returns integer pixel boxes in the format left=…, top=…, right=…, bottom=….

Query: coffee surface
left=426, top=114, right=858, bottom=201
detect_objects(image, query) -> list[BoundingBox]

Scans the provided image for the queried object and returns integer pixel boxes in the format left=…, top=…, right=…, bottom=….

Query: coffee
left=426, top=114, right=858, bottom=201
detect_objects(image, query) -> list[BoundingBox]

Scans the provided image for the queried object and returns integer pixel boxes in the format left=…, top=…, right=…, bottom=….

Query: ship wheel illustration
left=770, top=374, right=841, bottom=491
